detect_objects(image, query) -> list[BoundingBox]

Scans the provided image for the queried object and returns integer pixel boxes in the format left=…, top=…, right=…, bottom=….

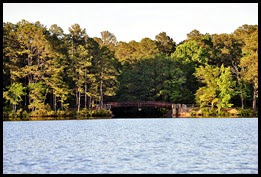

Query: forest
left=3, top=20, right=258, bottom=119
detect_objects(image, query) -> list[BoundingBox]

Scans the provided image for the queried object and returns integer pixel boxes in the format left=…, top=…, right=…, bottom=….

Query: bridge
left=105, top=101, right=194, bottom=117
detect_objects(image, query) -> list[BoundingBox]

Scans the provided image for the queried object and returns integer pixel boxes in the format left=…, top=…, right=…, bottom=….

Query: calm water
left=3, top=118, right=258, bottom=174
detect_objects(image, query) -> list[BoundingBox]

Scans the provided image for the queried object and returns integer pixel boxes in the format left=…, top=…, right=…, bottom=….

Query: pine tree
left=93, top=46, right=119, bottom=108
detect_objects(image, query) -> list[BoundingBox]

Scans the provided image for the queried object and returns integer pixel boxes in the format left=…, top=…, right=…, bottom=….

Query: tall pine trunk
left=53, top=93, right=57, bottom=112
left=100, top=80, right=103, bottom=109
left=84, top=84, right=87, bottom=109
left=24, top=77, right=27, bottom=108
left=13, top=104, right=16, bottom=112
left=84, top=69, right=87, bottom=108
left=239, top=82, right=244, bottom=109
left=89, top=96, right=92, bottom=109
left=78, top=91, right=81, bottom=112
left=240, top=92, right=244, bottom=109
left=252, top=85, right=257, bottom=112
left=234, top=64, right=244, bottom=109
left=75, top=87, right=78, bottom=110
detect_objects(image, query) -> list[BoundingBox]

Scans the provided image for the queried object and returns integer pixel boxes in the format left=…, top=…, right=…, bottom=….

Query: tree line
left=3, top=20, right=258, bottom=117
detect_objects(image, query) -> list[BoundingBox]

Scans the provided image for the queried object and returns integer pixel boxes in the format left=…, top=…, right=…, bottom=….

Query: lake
left=3, top=118, right=258, bottom=174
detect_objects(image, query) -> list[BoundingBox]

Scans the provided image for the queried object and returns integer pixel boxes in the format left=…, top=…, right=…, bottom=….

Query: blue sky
left=3, top=3, right=258, bottom=43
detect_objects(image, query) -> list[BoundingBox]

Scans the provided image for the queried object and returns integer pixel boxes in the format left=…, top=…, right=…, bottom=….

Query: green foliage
left=234, top=24, right=258, bottom=111
left=3, top=22, right=22, bottom=85
left=200, top=107, right=217, bottom=117
left=2, top=20, right=258, bottom=119
left=216, top=65, right=235, bottom=111
left=76, top=108, right=89, bottom=117
left=186, top=29, right=203, bottom=41
left=211, top=33, right=242, bottom=67
left=93, top=45, right=119, bottom=107
left=171, top=40, right=210, bottom=103
left=116, top=56, right=186, bottom=102
left=155, top=32, right=176, bottom=56
left=194, top=64, right=235, bottom=112
left=28, top=82, right=49, bottom=113
left=3, top=107, right=29, bottom=120
left=238, top=108, right=258, bottom=117
left=3, top=83, right=26, bottom=112
left=115, top=38, right=159, bottom=64
left=77, top=108, right=112, bottom=118
left=91, top=109, right=113, bottom=118
left=239, top=28, right=258, bottom=111
left=56, top=110, right=73, bottom=117
left=171, top=40, right=208, bottom=65
left=100, top=30, right=117, bottom=51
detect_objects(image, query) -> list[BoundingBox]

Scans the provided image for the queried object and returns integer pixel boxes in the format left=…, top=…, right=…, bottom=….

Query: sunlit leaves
left=194, top=64, right=235, bottom=112
left=3, top=83, right=26, bottom=111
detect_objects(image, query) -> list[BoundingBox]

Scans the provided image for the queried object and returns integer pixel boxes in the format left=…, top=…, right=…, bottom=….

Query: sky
left=3, top=3, right=258, bottom=43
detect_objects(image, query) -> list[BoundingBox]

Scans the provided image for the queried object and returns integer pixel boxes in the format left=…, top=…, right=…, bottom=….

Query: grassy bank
left=3, top=108, right=113, bottom=121
left=189, top=107, right=258, bottom=118
left=3, top=107, right=257, bottom=121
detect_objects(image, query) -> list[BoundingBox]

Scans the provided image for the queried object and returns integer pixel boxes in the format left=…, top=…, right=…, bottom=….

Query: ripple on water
left=3, top=118, right=258, bottom=174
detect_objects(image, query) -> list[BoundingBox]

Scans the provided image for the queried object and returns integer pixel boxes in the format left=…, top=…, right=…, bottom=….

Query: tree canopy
left=3, top=20, right=258, bottom=117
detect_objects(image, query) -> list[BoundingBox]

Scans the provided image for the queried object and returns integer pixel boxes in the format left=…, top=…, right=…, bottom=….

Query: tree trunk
left=28, top=56, right=33, bottom=83
left=232, top=62, right=245, bottom=109
left=76, top=87, right=78, bottom=109
left=252, top=85, right=257, bottom=112
left=13, top=104, right=16, bottom=112
left=84, top=69, right=87, bottom=108
left=240, top=92, right=244, bottom=109
left=53, top=93, right=57, bottom=112
left=239, top=82, right=244, bottom=109
left=24, top=77, right=27, bottom=108
left=24, top=94, right=27, bottom=108
left=78, top=91, right=81, bottom=112
left=43, top=89, right=48, bottom=104
left=100, top=80, right=103, bottom=109
left=84, top=84, right=87, bottom=109
left=89, top=96, right=92, bottom=109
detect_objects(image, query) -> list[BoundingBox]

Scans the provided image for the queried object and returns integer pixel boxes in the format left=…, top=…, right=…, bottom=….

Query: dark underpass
left=111, top=106, right=170, bottom=118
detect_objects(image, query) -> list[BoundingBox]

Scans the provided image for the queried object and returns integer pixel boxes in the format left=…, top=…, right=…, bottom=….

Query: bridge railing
left=105, top=102, right=199, bottom=109
left=107, top=101, right=173, bottom=108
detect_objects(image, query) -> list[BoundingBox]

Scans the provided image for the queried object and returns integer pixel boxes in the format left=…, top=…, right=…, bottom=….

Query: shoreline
left=3, top=107, right=258, bottom=121
left=3, top=116, right=258, bottom=122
